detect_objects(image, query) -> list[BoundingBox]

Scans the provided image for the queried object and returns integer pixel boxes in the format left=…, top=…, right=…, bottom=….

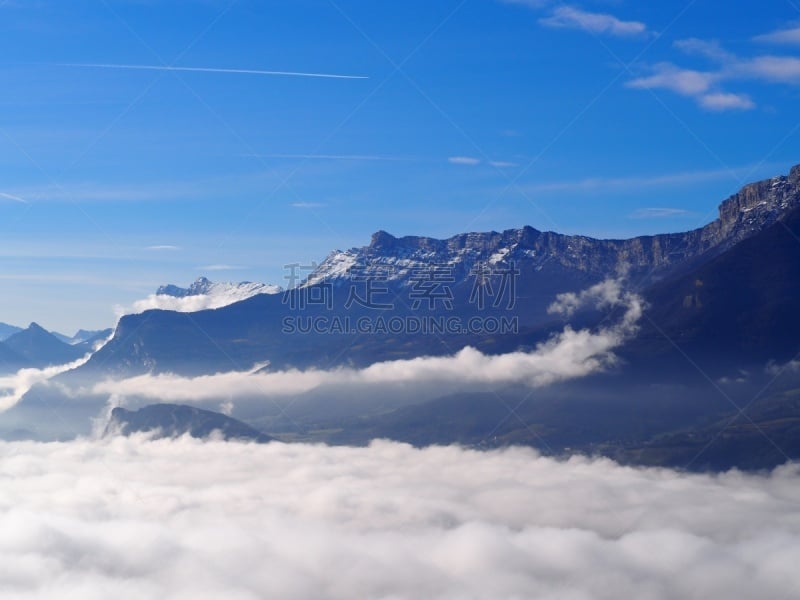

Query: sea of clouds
left=0, top=436, right=799, bottom=599
left=4, top=276, right=796, bottom=597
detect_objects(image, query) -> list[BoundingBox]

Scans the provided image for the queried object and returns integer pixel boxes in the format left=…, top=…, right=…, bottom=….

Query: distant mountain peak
left=369, top=230, right=398, bottom=250
left=714, top=164, right=800, bottom=238
left=156, top=277, right=282, bottom=299
left=147, top=277, right=283, bottom=312
left=106, top=404, right=273, bottom=443
left=4, top=322, right=84, bottom=368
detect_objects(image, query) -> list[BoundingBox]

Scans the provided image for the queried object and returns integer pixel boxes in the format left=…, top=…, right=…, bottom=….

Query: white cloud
left=144, top=245, right=180, bottom=251
left=448, top=156, right=481, bottom=166
left=118, top=291, right=253, bottom=316
left=448, top=157, right=517, bottom=168
left=539, top=6, right=648, bottom=38
left=628, top=63, right=717, bottom=96
left=501, top=1, right=649, bottom=38
left=674, top=37, right=736, bottom=62
left=118, top=294, right=231, bottom=315
left=0, top=342, right=109, bottom=411
left=548, top=278, right=639, bottom=319
left=630, top=37, right=800, bottom=110
left=116, top=280, right=281, bottom=319
left=754, top=26, right=800, bottom=45
left=700, top=92, right=756, bottom=111
left=735, top=55, right=800, bottom=84
left=628, top=62, right=757, bottom=111
left=765, top=358, right=800, bottom=376
left=0, top=437, right=798, bottom=598
left=198, top=264, right=246, bottom=271
left=290, top=202, right=326, bottom=208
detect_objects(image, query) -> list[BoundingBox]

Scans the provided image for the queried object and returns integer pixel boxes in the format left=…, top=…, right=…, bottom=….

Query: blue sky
left=1, top=0, right=799, bottom=332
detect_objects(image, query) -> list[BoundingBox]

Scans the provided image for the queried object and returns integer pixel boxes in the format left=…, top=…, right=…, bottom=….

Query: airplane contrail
left=246, top=153, right=413, bottom=161
left=0, top=192, right=27, bottom=203
left=56, top=63, right=368, bottom=80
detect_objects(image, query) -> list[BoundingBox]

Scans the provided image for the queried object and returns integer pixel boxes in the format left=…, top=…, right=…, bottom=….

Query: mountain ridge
left=76, top=163, right=800, bottom=377
left=308, top=164, right=800, bottom=286
left=0, top=322, right=23, bottom=342
left=4, top=323, right=85, bottom=368
left=106, top=404, right=274, bottom=443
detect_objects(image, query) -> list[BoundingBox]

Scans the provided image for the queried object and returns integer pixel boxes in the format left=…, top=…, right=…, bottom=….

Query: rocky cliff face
left=710, top=165, right=800, bottom=242
left=308, top=165, right=800, bottom=287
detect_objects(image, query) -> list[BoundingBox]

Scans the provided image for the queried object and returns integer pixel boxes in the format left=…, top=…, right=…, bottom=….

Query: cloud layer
left=93, top=279, right=642, bottom=405
left=0, top=437, right=798, bottom=598
left=0, top=353, right=97, bottom=412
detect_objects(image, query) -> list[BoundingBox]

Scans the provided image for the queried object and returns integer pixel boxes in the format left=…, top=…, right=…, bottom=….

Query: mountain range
left=77, top=163, right=800, bottom=377
left=4, top=163, right=800, bottom=470
left=0, top=324, right=111, bottom=373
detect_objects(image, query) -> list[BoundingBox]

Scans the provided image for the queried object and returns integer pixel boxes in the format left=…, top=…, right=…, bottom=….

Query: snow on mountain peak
left=123, top=277, right=283, bottom=315
left=300, top=251, right=358, bottom=286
